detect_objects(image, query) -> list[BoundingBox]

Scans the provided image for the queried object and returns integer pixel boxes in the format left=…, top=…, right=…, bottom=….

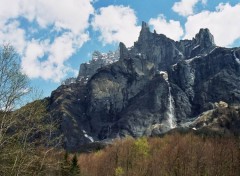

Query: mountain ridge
left=47, top=22, right=240, bottom=151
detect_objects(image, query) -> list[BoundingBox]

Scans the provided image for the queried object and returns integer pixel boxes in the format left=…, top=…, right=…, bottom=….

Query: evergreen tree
left=61, top=152, right=71, bottom=176
left=70, top=154, right=81, bottom=176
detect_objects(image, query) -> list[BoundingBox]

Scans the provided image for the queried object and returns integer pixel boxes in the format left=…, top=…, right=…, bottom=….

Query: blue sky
left=0, top=0, right=240, bottom=97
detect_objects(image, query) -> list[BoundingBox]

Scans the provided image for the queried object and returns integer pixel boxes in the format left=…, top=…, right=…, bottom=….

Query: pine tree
left=61, top=152, right=71, bottom=176
left=70, top=154, right=81, bottom=176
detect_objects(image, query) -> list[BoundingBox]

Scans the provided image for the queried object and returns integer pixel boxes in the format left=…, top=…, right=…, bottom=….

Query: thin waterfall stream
left=166, top=82, right=176, bottom=129
left=160, top=71, right=177, bottom=129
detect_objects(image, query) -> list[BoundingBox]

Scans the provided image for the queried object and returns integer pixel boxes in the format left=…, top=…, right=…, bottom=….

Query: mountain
left=47, top=22, right=240, bottom=151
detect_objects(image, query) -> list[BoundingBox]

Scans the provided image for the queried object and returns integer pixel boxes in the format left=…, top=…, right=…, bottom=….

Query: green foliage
left=133, top=137, right=150, bottom=157
left=61, top=153, right=81, bottom=176
left=115, top=166, right=124, bottom=176
left=70, top=154, right=81, bottom=176
left=61, top=152, right=71, bottom=176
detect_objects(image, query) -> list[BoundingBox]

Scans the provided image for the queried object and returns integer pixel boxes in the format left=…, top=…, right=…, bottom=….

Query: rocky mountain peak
left=138, top=21, right=151, bottom=42
left=48, top=23, right=240, bottom=151
left=77, top=50, right=119, bottom=82
left=119, top=42, right=130, bottom=60
left=195, top=28, right=215, bottom=48
left=141, top=21, right=149, bottom=30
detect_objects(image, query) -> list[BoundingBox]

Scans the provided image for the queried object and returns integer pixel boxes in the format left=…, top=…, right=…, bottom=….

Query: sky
left=0, top=0, right=240, bottom=97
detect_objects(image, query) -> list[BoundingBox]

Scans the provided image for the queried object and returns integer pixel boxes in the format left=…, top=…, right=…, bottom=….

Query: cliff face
left=48, top=22, right=240, bottom=151
left=77, top=50, right=119, bottom=82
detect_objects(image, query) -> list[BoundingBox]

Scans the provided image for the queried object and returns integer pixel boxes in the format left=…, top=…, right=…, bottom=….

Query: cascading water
left=234, top=51, right=240, bottom=64
left=159, top=71, right=177, bottom=129
left=166, top=83, right=177, bottom=129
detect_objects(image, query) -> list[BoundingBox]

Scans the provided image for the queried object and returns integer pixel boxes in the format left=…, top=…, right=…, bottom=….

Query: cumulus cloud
left=0, top=21, right=26, bottom=55
left=22, top=33, right=88, bottom=82
left=22, top=0, right=93, bottom=34
left=92, top=5, right=141, bottom=47
left=172, top=0, right=207, bottom=16
left=0, top=0, right=94, bottom=82
left=184, top=3, right=240, bottom=46
left=149, top=15, right=184, bottom=40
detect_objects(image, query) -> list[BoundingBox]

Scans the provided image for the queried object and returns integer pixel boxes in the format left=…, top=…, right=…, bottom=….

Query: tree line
left=78, top=133, right=240, bottom=176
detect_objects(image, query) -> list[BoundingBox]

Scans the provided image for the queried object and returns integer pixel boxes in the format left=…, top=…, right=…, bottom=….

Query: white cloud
left=149, top=15, right=184, bottom=40
left=172, top=0, right=207, bottom=16
left=0, top=21, right=26, bottom=55
left=22, top=32, right=89, bottom=82
left=0, top=0, right=21, bottom=23
left=184, top=3, right=240, bottom=46
left=23, top=0, right=93, bottom=34
left=92, top=5, right=141, bottom=47
left=0, top=0, right=94, bottom=82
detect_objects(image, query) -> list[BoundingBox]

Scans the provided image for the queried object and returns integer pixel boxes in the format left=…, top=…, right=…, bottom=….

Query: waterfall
left=234, top=51, right=240, bottom=64
left=166, top=82, right=177, bottom=129
left=159, top=71, right=177, bottom=129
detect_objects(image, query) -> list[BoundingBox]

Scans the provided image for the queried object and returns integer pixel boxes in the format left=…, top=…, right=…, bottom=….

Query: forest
left=76, top=133, right=240, bottom=176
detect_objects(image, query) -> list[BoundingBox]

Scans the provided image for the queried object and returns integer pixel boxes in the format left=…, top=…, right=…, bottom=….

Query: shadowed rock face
left=47, top=22, right=240, bottom=151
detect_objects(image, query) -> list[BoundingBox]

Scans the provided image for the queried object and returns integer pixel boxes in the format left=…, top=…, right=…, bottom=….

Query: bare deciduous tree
left=0, top=44, right=29, bottom=147
left=0, top=44, right=61, bottom=175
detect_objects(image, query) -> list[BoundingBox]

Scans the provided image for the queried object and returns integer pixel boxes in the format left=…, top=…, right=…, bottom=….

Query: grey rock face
left=170, top=47, right=240, bottom=117
left=188, top=103, right=240, bottom=135
left=47, top=22, right=240, bottom=151
left=195, top=28, right=215, bottom=48
left=77, top=50, right=119, bottom=81
left=134, top=22, right=182, bottom=70
left=61, top=77, right=77, bottom=85
left=176, top=28, right=216, bottom=59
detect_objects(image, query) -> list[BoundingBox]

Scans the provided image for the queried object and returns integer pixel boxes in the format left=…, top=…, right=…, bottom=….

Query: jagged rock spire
left=195, top=28, right=215, bottom=48
left=138, top=21, right=151, bottom=42
left=119, top=42, right=129, bottom=60
left=141, top=21, right=149, bottom=29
